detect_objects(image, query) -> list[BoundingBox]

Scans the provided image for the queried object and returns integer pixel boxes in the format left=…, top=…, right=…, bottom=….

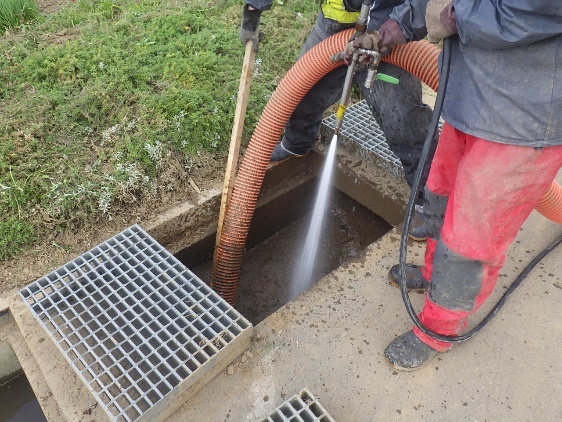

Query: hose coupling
left=356, top=48, right=381, bottom=89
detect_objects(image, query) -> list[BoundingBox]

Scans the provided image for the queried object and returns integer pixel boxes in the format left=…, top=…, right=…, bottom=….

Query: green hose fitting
left=377, top=73, right=399, bottom=84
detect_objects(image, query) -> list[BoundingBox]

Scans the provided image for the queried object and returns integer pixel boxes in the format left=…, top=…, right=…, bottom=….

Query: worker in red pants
left=380, top=1, right=562, bottom=370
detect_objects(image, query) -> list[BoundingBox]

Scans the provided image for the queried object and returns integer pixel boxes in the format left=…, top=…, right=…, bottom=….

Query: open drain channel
left=19, top=226, right=252, bottom=422
left=178, top=176, right=392, bottom=325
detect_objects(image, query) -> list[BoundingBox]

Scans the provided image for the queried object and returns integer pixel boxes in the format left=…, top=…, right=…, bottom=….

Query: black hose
left=398, top=36, right=562, bottom=342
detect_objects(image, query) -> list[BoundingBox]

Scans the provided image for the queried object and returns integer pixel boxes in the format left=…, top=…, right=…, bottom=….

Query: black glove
left=239, top=5, right=264, bottom=52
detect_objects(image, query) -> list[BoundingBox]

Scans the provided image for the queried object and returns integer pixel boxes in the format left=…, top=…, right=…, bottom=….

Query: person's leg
left=419, top=123, right=463, bottom=282
left=387, top=123, right=463, bottom=292
left=277, top=13, right=353, bottom=156
left=357, top=62, right=433, bottom=188
left=415, top=139, right=562, bottom=351
left=384, top=123, right=466, bottom=370
left=357, top=63, right=435, bottom=240
left=387, top=128, right=562, bottom=370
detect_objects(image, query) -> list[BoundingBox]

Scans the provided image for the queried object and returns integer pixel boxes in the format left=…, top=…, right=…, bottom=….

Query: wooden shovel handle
left=215, top=41, right=256, bottom=247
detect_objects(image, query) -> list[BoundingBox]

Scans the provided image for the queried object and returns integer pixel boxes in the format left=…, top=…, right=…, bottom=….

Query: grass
left=0, top=0, right=39, bottom=33
left=0, top=0, right=318, bottom=260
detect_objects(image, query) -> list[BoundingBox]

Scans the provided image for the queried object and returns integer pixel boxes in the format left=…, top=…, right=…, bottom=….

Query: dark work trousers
left=282, top=12, right=434, bottom=189
left=415, top=123, right=562, bottom=351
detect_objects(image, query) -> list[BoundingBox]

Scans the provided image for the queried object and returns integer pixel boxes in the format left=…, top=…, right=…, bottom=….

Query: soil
left=0, top=152, right=225, bottom=298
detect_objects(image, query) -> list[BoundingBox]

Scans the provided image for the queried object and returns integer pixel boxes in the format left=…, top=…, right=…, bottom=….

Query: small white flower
left=99, top=61, right=105, bottom=69
left=253, top=57, right=263, bottom=77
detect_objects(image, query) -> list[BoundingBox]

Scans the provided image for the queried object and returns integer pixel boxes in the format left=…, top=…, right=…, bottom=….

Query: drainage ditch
left=174, top=153, right=395, bottom=325
left=0, top=373, right=47, bottom=422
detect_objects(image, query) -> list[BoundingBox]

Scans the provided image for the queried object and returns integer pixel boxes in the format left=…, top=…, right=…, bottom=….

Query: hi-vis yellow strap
left=321, top=0, right=360, bottom=24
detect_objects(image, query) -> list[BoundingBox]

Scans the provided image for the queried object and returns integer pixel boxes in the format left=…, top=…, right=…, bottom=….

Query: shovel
left=215, top=40, right=256, bottom=249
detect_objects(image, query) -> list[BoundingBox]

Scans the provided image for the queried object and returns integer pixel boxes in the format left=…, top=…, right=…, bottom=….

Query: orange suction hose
left=211, top=28, right=562, bottom=304
left=536, top=181, right=562, bottom=223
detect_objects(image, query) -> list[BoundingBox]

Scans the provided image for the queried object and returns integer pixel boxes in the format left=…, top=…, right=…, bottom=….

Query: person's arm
left=388, top=0, right=430, bottom=42
left=454, top=0, right=562, bottom=49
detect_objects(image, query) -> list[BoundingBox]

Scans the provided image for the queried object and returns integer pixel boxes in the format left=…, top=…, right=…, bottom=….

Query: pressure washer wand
left=332, top=1, right=399, bottom=135
left=333, top=0, right=371, bottom=135
left=334, top=55, right=358, bottom=135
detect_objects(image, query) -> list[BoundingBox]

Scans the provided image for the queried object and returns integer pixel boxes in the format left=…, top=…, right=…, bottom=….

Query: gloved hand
left=239, top=5, right=265, bottom=52
left=378, top=18, right=407, bottom=53
left=344, top=30, right=381, bottom=66
left=426, top=0, right=457, bottom=43
left=440, top=2, right=457, bottom=35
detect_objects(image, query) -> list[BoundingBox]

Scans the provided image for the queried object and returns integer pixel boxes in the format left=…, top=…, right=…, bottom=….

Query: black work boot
left=408, top=206, right=429, bottom=242
left=270, top=141, right=308, bottom=163
left=384, top=330, right=439, bottom=371
left=388, top=264, right=430, bottom=292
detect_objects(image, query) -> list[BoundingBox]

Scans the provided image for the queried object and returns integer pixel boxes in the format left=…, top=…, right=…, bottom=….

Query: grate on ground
left=323, top=100, right=402, bottom=175
left=322, top=99, right=443, bottom=178
left=19, top=225, right=252, bottom=422
left=262, top=388, right=336, bottom=422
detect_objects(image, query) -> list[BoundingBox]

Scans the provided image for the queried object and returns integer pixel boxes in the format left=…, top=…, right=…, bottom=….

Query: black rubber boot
left=384, top=330, right=439, bottom=371
left=408, top=207, right=429, bottom=242
left=270, top=141, right=308, bottom=163
left=388, top=264, right=430, bottom=292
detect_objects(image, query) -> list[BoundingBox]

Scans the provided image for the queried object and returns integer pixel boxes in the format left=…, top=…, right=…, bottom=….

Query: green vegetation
left=0, top=0, right=39, bottom=33
left=0, top=0, right=318, bottom=260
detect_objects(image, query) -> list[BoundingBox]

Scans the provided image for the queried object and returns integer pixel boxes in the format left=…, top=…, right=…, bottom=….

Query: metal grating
left=19, top=225, right=252, bottom=422
left=322, top=100, right=443, bottom=178
left=262, top=388, right=336, bottom=422
left=323, top=100, right=402, bottom=173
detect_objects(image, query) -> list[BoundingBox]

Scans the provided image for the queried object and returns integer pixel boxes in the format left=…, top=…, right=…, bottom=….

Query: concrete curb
left=0, top=340, right=22, bottom=386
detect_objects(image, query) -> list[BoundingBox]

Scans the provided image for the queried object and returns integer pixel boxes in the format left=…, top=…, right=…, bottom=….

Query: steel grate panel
left=262, top=388, right=336, bottom=422
left=322, top=99, right=443, bottom=177
left=19, top=225, right=252, bottom=422
left=323, top=100, right=402, bottom=172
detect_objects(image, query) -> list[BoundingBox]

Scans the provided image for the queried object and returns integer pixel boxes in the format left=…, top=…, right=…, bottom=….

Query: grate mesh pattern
left=323, top=100, right=444, bottom=178
left=262, top=388, right=336, bottom=422
left=323, top=100, right=402, bottom=173
left=19, top=225, right=252, bottom=422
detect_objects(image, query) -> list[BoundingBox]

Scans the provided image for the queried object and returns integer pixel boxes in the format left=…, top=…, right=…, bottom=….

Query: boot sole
left=387, top=273, right=429, bottom=293
left=384, top=350, right=442, bottom=372
left=408, top=233, right=428, bottom=242
left=384, top=356, right=431, bottom=371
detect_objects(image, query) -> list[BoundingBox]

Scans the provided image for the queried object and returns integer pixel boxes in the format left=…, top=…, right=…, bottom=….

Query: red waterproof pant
left=414, top=123, right=562, bottom=351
